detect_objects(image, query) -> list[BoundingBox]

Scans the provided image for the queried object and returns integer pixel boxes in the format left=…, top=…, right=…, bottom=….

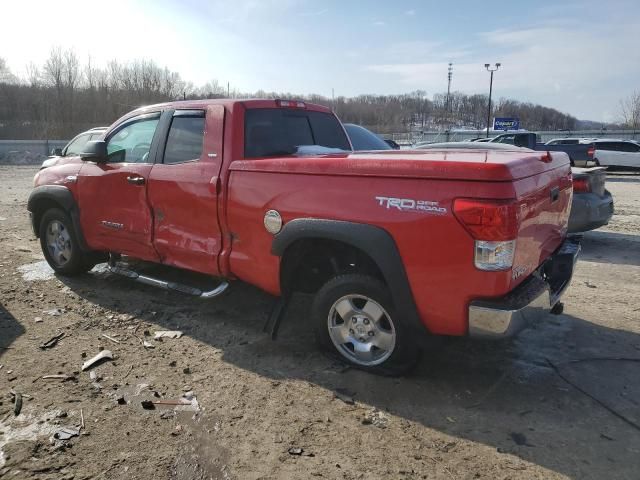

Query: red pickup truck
left=28, top=99, right=579, bottom=374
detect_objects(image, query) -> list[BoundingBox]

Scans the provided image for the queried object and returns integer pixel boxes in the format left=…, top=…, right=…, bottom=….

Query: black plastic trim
left=272, top=218, right=427, bottom=337
left=27, top=185, right=90, bottom=251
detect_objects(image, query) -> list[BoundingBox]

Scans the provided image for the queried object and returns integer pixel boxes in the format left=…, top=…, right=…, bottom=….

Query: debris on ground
left=154, top=331, right=183, bottom=340
left=42, top=374, right=75, bottom=381
left=101, top=334, right=120, bottom=344
left=39, top=332, right=65, bottom=349
left=361, top=408, right=388, bottom=428
left=288, top=447, right=303, bottom=455
left=81, top=350, right=113, bottom=371
left=44, top=308, right=65, bottom=316
left=53, top=426, right=80, bottom=440
left=11, top=390, right=23, bottom=416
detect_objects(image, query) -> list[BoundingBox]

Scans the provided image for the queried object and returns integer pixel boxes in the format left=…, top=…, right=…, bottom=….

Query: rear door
left=595, top=141, right=625, bottom=166
left=77, top=112, right=161, bottom=261
left=146, top=105, right=225, bottom=275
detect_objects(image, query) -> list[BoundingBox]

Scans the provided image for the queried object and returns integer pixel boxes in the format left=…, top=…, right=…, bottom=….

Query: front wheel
left=313, top=274, right=420, bottom=375
left=39, top=208, right=96, bottom=275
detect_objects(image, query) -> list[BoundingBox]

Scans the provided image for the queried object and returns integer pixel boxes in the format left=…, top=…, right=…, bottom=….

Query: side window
left=595, top=142, right=615, bottom=151
left=163, top=114, right=205, bottom=164
left=64, top=133, right=91, bottom=156
left=620, top=142, right=640, bottom=152
left=106, top=115, right=160, bottom=163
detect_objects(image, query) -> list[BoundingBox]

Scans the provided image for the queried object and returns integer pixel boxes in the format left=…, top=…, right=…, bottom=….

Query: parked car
left=343, top=123, right=392, bottom=151
left=592, top=139, right=640, bottom=168
left=28, top=99, right=579, bottom=374
left=384, top=139, right=401, bottom=149
left=545, top=137, right=598, bottom=146
left=41, top=127, right=108, bottom=169
left=569, top=167, right=614, bottom=233
left=415, top=142, right=613, bottom=233
left=489, top=132, right=594, bottom=166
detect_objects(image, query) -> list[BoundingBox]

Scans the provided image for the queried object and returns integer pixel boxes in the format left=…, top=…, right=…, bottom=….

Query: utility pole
left=484, top=63, right=501, bottom=138
left=227, top=81, right=230, bottom=98
left=446, top=63, right=453, bottom=129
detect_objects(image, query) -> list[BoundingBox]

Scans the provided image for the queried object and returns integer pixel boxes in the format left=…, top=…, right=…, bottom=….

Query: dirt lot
left=1, top=166, right=639, bottom=480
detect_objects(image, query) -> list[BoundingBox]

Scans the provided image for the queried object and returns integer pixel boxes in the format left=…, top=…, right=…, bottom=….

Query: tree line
left=0, top=49, right=591, bottom=140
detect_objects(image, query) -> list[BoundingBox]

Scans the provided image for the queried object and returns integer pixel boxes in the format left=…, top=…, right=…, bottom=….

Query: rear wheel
left=39, top=208, right=95, bottom=275
left=313, top=274, right=420, bottom=375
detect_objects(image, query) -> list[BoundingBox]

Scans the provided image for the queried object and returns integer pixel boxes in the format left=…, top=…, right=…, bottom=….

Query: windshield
left=244, top=108, right=350, bottom=158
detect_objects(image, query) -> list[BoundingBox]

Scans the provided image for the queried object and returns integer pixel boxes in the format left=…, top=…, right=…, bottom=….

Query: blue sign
left=493, top=117, right=520, bottom=131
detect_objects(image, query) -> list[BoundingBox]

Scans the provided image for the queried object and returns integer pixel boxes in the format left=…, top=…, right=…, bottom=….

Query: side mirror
left=80, top=140, right=108, bottom=163
left=50, top=147, right=63, bottom=156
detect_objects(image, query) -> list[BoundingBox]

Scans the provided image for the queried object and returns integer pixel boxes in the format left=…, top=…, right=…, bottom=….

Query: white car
left=593, top=139, right=640, bottom=168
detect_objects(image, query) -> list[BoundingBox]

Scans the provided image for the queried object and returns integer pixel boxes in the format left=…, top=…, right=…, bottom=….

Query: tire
left=39, top=208, right=95, bottom=275
left=312, top=274, right=420, bottom=376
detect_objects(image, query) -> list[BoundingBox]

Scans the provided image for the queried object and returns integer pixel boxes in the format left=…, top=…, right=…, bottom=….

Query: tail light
left=453, top=198, right=520, bottom=271
left=587, top=146, right=595, bottom=158
left=573, top=177, right=591, bottom=193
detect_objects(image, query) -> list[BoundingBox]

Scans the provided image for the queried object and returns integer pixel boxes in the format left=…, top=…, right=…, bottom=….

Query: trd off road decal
left=375, top=196, right=447, bottom=215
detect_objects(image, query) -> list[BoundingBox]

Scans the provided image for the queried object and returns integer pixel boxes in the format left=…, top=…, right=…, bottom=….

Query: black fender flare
left=271, top=218, right=427, bottom=337
left=27, top=185, right=90, bottom=251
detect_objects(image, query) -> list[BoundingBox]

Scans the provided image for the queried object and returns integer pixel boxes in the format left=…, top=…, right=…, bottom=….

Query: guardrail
left=0, top=139, right=68, bottom=156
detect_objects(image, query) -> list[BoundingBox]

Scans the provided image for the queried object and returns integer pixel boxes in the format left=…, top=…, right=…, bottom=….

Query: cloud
left=372, top=20, right=386, bottom=26
left=405, top=9, right=416, bottom=15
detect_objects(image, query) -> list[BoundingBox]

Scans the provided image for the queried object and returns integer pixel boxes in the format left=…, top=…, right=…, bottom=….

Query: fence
left=0, top=140, right=68, bottom=158
left=383, top=130, right=640, bottom=145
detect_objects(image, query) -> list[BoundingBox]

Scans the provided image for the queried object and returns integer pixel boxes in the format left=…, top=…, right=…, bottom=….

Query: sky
left=1, top=0, right=639, bottom=122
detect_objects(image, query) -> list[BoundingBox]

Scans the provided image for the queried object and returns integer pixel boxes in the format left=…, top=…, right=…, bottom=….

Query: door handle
left=127, top=176, right=145, bottom=185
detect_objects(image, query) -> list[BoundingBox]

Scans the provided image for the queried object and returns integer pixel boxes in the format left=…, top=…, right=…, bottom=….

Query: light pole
left=484, top=63, right=501, bottom=138
left=446, top=63, right=453, bottom=127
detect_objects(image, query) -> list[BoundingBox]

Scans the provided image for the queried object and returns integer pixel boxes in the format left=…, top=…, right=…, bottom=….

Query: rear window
left=244, top=108, right=350, bottom=158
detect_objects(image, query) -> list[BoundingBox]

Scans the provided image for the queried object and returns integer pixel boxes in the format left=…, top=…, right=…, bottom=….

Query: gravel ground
left=0, top=166, right=639, bottom=480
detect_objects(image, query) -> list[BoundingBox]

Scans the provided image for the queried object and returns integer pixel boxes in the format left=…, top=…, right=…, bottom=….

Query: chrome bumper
left=468, top=237, right=581, bottom=338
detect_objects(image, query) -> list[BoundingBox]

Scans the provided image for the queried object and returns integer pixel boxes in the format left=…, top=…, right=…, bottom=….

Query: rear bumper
left=468, top=237, right=581, bottom=338
left=568, top=190, right=614, bottom=233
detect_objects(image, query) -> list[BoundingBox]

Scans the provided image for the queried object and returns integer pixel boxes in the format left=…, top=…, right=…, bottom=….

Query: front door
left=146, top=105, right=225, bottom=275
left=77, top=112, right=162, bottom=261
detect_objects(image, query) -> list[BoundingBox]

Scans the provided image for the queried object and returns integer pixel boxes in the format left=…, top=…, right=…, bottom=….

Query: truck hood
left=230, top=148, right=570, bottom=182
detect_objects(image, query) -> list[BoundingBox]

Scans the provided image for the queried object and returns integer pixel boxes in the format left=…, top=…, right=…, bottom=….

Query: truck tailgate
left=510, top=154, right=573, bottom=288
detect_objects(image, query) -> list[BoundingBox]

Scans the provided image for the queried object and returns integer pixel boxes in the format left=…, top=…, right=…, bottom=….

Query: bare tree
left=0, top=57, right=18, bottom=84
left=620, top=91, right=640, bottom=130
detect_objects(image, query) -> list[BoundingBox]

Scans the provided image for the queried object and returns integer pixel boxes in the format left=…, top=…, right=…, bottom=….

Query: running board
left=107, top=263, right=229, bottom=298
